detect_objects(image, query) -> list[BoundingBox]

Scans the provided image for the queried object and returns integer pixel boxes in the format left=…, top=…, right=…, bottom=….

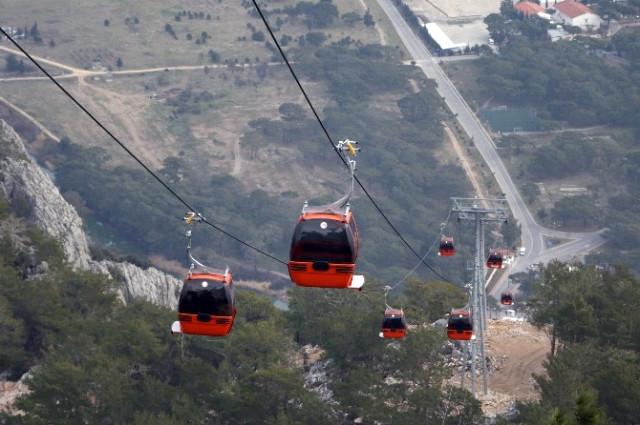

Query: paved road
left=375, top=0, right=606, bottom=293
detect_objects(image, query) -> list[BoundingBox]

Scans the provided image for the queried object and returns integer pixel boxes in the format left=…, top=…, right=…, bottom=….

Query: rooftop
left=554, top=0, right=594, bottom=18
left=515, top=1, right=545, bottom=16
left=425, top=22, right=467, bottom=50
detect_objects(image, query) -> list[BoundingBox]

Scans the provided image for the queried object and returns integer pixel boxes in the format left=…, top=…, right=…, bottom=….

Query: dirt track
left=0, top=45, right=284, bottom=84
left=451, top=318, right=549, bottom=416
left=486, top=319, right=548, bottom=400
left=0, top=95, right=60, bottom=142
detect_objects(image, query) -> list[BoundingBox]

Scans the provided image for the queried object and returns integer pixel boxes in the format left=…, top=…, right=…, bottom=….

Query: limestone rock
left=0, top=120, right=91, bottom=270
left=99, top=260, right=181, bottom=309
left=0, top=119, right=181, bottom=308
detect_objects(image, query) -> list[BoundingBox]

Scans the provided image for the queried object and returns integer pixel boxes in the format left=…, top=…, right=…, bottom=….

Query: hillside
left=3, top=0, right=640, bottom=421
left=0, top=0, right=474, bottom=286
left=0, top=118, right=485, bottom=424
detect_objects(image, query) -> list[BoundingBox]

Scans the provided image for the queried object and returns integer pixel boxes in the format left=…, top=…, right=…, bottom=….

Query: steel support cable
left=250, top=0, right=455, bottom=284
left=0, top=26, right=287, bottom=266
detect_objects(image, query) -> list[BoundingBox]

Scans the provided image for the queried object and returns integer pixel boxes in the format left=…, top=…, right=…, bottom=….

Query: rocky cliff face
left=0, top=120, right=92, bottom=270
left=99, top=261, right=180, bottom=308
left=0, top=120, right=181, bottom=309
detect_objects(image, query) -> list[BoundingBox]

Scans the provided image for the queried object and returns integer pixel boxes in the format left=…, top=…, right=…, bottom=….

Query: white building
left=552, top=0, right=601, bottom=30
left=424, top=22, right=467, bottom=52
left=548, top=27, right=571, bottom=41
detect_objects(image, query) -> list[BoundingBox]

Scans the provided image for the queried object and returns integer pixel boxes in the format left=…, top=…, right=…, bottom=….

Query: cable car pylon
left=450, top=197, right=509, bottom=397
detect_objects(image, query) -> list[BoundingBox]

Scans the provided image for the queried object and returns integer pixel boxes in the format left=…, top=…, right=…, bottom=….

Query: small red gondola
left=486, top=250, right=504, bottom=269
left=447, top=308, right=473, bottom=341
left=380, top=308, right=407, bottom=339
left=171, top=270, right=236, bottom=337
left=438, top=236, right=455, bottom=257
left=500, top=291, right=514, bottom=306
left=288, top=206, right=364, bottom=289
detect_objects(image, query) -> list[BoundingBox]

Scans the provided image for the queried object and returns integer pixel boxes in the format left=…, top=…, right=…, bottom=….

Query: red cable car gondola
left=171, top=212, right=236, bottom=337
left=288, top=207, right=363, bottom=289
left=380, top=308, right=407, bottom=339
left=438, top=236, right=455, bottom=257
left=486, top=250, right=503, bottom=269
left=500, top=291, right=514, bottom=306
left=447, top=308, right=473, bottom=341
left=288, top=140, right=364, bottom=290
left=171, top=270, right=236, bottom=337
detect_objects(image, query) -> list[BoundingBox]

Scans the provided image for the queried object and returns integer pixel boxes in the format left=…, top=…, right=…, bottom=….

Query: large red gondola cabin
left=380, top=308, right=407, bottom=339
left=447, top=308, right=473, bottom=341
left=438, top=236, right=455, bottom=257
left=288, top=207, right=364, bottom=289
left=486, top=250, right=504, bottom=269
left=500, top=291, right=514, bottom=305
left=171, top=270, right=236, bottom=337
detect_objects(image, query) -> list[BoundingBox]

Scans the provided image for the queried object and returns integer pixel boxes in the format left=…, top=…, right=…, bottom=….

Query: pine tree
left=29, top=22, right=42, bottom=42
left=548, top=409, right=572, bottom=425
left=574, top=391, right=608, bottom=425
left=364, top=10, right=375, bottom=27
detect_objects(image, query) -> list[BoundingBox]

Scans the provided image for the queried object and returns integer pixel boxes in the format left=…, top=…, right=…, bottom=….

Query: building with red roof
left=553, top=0, right=601, bottom=30
left=515, top=1, right=545, bottom=17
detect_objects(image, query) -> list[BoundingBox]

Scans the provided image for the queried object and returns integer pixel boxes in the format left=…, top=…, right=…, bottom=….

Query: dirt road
left=450, top=318, right=549, bottom=416
left=443, top=123, right=489, bottom=203
left=0, top=95, right=60, bottom=142
left=485, top=319, right=548, bottom=399
left=0, top=45, right=284, bottom=84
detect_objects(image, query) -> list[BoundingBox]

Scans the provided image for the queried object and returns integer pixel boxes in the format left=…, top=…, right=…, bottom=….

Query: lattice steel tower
left=451, top=197, right=509, bottom=396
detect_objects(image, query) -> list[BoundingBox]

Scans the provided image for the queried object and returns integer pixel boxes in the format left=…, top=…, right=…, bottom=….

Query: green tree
left=403, top=278, right=467, bottom=323
left=485, top=13, right=511, bottom=43
left=342, top=11, right=362, bottom=26
left=29, top=22, right=42, bottom=43
left=530, top=262, right=595, bottom=353
left=500, top=0, right=518, bottom=18
left=550, top=196, right=601, bottom=229
left=4, top=54, right=31, bottom=74
left=278, top=102, right=306, bottom=122
left=364, top=9, right=375, bottom=26
left=208, top=49, right=221, bottom=63
left=305, top=31, right=326, bottom=46
left=0, top=291, right=27, bottom=378
left=252, top=31, right=266, bottom=42
left=574, top=390, right=609, bottom=425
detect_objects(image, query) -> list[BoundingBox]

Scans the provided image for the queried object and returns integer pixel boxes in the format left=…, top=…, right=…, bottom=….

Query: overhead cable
left=0, top=26, right=287, bottom=266
left=250, top=0, right=455, bottom=283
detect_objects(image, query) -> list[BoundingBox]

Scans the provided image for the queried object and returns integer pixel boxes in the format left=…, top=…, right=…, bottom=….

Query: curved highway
left=375, top=0, right=606, bottom=293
